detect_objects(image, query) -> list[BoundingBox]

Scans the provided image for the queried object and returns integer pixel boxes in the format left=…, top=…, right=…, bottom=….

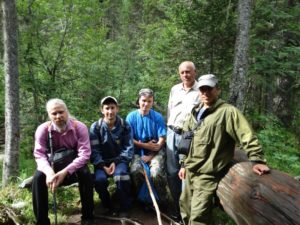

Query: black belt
left=168, top=125, right=183, bottom=134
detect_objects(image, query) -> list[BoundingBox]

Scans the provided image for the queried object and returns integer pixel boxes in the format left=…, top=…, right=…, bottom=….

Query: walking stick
left=48, top=130, right=58, bottom=225
left=139, top=147, right=162, bottom=225
left=141, top=161, right=163, bottom=225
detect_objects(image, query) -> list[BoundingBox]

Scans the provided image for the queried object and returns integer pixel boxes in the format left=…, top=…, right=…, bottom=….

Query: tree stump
left=217, top=151, right=300, bottom=225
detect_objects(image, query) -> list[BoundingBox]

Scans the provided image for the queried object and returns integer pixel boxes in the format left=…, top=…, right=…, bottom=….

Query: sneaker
left=81, top=219, right=93, bottom=225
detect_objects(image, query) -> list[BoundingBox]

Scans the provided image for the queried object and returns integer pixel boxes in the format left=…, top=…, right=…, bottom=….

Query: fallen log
left=217, top=150, right=300, bottom=225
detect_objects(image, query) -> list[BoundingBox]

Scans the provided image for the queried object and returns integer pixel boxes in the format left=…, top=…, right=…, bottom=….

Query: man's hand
left=252, top=163, right=270, bottom=175
left=178, top=168, right=186, bottom=180
left=46, top=170, right=56, bottom=191
left=147, top=140, right=162, bottom=152
left=47, top=169, right=68, bottom=192
left=50, top=169, right=68, bottom=192
left=104, top=162, right=116, bottom=175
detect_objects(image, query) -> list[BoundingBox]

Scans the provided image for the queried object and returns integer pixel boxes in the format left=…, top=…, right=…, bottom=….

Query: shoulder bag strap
left=47, top=123, right=55, bottom=168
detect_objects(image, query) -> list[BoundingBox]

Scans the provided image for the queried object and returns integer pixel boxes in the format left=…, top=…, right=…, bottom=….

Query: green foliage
left=249, top=0, right=300, bottom=132
left=1, top=0, right=298, bottom=224
left=255, top=114, right=300, bottom=176
left=170, top=0, right=237, bottom=78
left=19, top=149, right=36, bottom=176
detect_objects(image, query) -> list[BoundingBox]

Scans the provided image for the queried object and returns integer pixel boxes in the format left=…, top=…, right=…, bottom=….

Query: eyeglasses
left=139, top=88, right=154, bottom=96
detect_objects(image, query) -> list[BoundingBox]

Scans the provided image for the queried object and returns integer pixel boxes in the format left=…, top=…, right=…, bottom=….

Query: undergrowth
left=256, top=115, right=300, bottom=176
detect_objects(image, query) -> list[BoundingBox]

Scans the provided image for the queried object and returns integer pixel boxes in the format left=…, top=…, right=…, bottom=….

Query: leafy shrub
left=256, top=114, right=300, bottom=176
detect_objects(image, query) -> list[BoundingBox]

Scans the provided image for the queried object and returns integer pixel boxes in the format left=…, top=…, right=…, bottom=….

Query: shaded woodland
left=0, top=0, right=299, bottom=224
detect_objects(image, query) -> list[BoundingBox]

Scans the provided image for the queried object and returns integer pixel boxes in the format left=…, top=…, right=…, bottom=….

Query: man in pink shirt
left=32, top=98, right=94, bottom=225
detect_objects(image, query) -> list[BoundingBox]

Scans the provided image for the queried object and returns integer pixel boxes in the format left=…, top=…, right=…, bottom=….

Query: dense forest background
left=0, top=0, right=299, bottom=183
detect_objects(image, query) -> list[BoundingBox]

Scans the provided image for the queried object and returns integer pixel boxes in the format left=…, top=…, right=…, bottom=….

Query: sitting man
left=126, top=88, right=167, bottom=206
left=32, top=98, right=94, bottom=225
left=89, top=96, right=134, bottom=217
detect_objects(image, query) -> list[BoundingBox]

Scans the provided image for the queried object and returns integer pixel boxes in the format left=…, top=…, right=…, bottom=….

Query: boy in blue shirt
left=126, top=89, right=167, bottom=205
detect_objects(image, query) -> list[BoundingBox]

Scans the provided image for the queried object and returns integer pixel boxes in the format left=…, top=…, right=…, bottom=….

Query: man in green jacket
left=178, top=74, right=270, bottom=225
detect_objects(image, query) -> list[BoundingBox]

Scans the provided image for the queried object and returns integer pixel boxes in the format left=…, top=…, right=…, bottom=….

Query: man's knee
left=115, top=164, right=129, bottom=176
left=77, top=165, right=90, bottom=175
left=77, top=166, right=93, bottom=183
left=32, top=171, right=46, bottom=186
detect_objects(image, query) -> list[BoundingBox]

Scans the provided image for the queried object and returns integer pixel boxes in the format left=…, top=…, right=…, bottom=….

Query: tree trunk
left=217, top=151, right=300, bottom=225
left=2, top=0, right=20, bottom=187
left=229, top=0, right=253, bottom=111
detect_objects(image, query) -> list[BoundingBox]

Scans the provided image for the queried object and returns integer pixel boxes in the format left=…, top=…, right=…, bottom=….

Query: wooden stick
left=149, top=207, right=181, bottom=225
left=142, top=168, right=163, bottom=225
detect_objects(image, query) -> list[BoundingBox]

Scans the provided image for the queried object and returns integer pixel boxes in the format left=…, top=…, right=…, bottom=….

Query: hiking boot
left=81, top=219, right=93, bottom=225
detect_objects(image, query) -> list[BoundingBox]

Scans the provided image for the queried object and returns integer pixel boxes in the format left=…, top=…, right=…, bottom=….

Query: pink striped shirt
left=33, top=119, right=91, bottom=175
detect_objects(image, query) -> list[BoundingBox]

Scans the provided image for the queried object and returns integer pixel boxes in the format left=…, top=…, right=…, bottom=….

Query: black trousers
left=32, top=166, right=94, bottom=225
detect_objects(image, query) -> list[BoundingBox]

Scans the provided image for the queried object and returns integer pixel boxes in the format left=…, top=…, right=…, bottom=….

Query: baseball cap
left=198, top=74, right=218, bottom=88
left=100, top=96, right=118, bottom=106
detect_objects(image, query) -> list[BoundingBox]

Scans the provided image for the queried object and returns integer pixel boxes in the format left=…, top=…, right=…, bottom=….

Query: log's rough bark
left=217, top=150, right=300, bottom=225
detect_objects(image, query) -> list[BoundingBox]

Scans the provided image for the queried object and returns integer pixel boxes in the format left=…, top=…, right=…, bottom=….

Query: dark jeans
left=94, top=162, right=132, bottom=211
left=32, top=165, right=94, bottom=225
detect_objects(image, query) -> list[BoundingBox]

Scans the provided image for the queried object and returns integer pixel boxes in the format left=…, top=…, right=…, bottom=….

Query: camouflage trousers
left=130, top=150, right=168, bottom=203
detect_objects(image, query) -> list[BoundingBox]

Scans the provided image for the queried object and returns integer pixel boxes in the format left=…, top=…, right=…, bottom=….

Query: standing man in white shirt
left=166, top=61, right=200, bottom=224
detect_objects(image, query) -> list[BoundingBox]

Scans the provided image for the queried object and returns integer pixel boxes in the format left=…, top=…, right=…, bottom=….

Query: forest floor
left=67, top=201, right=176, bottom=225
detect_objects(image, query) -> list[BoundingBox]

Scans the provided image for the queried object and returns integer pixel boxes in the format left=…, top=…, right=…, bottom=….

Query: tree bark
left=217, top=151, right=300, bottom=225
left=229, top=0, right=253, bottom=111
left=2, top=0, right=20, bottom=187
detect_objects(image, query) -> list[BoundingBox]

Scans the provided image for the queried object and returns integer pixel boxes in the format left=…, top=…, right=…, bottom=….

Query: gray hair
left=46, top=98, right=68, bottom=113
left=45, top=98, right=74, bottom=120
left=46, top=98, right=76, bottom=122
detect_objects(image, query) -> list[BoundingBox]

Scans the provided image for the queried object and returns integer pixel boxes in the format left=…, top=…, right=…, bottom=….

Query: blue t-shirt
left=126, top=109, right=166, bottom=155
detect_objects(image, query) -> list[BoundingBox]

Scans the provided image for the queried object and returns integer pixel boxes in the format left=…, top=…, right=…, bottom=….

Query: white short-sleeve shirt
left=167, top=81, right=200, bottom=128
